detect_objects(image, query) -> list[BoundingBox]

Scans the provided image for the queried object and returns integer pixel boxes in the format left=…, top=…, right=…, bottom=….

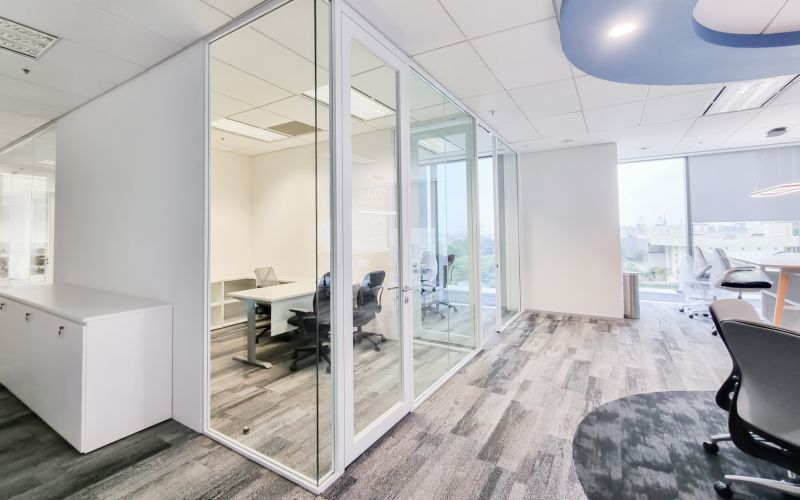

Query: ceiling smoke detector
left=766, top=127, right=788, bottom=138
left=0, top=16, right=58, bottom=59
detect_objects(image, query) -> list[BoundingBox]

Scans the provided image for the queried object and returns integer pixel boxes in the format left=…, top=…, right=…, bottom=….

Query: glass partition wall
left=207, top=0, right=333, bottom=486
left=205, top=1, right=520, bottom=492
left=0, top=128, right=56, bottom=287
left=409, top=70, right=479, bottom=399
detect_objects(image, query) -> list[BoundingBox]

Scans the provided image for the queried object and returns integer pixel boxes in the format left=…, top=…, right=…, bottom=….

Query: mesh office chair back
left=714, top=248, right=734, bottom=270
left=722, top=319, right=800, bottom=448
left=255, top=267, right=279, bottom=287
left=692, top=247, right=712, bottom=279
left=708, top=299, right=760, bottom=410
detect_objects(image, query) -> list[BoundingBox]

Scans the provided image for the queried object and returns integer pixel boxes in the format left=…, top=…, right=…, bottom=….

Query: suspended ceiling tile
left=584, top=102, right=644, bottom=132
left=345, top=0, right=464, bottom=55
left=414, top=42, right=504, bottom=99
left=641, top=89, right=718, bottom=125
left=472, top=20, right=572, bottom=89
left=439, top=0, right=554, bottom=39
left=462, top=91, right=526, bottom=126
left=509, top=79, right=581, bottom=120
left=575, top=75, right=649, bottom=110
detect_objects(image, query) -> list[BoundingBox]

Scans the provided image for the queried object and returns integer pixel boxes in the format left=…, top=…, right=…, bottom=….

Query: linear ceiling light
left=303, top=85, right=395, bottom=121
left=749, top=182, right=800, bottom=198
left=211, top=118, right=288, bottom=142
left=0, top=16, right=58, bottom=59
left=418, top=137, right=463, bottom=155
left=705, top=75, right=797, bottom=115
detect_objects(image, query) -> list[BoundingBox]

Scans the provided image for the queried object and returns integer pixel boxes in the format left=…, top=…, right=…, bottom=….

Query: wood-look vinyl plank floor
left=0, top=302, right=729, bottom=499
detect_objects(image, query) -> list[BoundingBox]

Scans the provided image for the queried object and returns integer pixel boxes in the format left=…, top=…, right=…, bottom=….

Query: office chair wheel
left=374, top=345, right=381, bottom=352
left=703, top=440, right=720, bottom=454
left=291, top=352, right=298, bottom=359
left=679, top=307, right=685, bottom=313
left=711, top=329, right=718, bottom=336
left=689, top=314, right=695, bottom=319
left=714, top=481, right=733, bottom=499
left=290, top=362, right=299, bottom=372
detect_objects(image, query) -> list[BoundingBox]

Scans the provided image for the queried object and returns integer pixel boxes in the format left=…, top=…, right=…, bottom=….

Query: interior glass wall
left=409, top=70, right=478, bottom=399
left=348, top=39, right=404, bottom=436
left=496, top=139, right=521, bottom=324
left=0, top=128, right=56, bottom=287
left=207, top=0, right=333, bottom=484
left=477, top=127, right=497, bottom=335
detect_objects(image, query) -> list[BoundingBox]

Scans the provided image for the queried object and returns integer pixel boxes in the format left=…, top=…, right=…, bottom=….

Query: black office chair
left=705, top=318, right=800, bottom=498
left=287, top=273, right=331, bottom=373
left=353, top=270, right=386, bottom=351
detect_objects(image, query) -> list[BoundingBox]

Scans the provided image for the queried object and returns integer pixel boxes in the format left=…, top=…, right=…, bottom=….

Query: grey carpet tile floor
left=0, top=302, right=730, bottom=499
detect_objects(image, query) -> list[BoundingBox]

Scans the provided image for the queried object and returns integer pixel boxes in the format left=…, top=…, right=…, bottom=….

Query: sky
left=618, top=158, right=687, bottom=227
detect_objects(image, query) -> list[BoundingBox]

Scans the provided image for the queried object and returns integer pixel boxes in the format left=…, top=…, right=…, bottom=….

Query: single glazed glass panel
left=497, top=139, right=521, bottom=324
left=409, top=70, right=478, bottom=399
left=208, top=0, right=333, bottom=483
left=349, top=39, right=404, bottom=437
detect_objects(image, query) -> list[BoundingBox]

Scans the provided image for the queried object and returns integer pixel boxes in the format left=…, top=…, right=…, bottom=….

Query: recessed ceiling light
left=640, top=146, right=651, bottom=150
left=211, top=118, right=289, bottom=142
left=766, top=126, right=788, bottom=138
left=608, top=23, right=637, bottom=38
left=303, top=85, right=395, bottom=121
left=705, top=75, right=797, bottom=115
left=561, top=138, right=574, bottom=143
left=0, top=16, right=58, bottom=59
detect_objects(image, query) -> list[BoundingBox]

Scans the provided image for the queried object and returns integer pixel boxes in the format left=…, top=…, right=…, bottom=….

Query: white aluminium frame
left=201, top=0, right=523, bottom=494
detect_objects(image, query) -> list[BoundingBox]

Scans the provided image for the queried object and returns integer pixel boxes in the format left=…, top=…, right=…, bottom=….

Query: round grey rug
left=572, top=391, right=789, bottom=499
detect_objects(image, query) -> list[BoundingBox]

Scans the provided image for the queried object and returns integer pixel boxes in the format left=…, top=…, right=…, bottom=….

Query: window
left=693, top=221, right=800, bottom=255
left=618, top=158, right=688, bottom=298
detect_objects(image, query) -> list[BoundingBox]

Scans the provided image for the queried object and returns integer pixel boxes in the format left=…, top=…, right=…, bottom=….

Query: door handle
left=402, top=286, right=413, bottom=293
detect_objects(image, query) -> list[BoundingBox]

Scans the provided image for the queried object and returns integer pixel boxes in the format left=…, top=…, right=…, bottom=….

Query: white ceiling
left=347, top=0, right=800, bottom=160
left=0, top=0, right=265, bottom=150
left=4, top=0, right=800, bottom=160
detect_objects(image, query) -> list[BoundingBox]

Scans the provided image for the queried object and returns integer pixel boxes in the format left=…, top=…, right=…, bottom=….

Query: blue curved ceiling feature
left=693, top=19, right=800, bottom=48
left=560, top=0, right=800, bottom=85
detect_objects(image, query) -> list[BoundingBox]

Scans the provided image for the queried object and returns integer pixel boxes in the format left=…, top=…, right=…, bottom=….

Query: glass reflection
left=208, top=0, right=332, bottom=483
left=409, top=70, right=478, bottom=399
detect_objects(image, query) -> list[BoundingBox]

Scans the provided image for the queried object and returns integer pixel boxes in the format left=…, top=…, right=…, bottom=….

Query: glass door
left=341, top=17, right=411, bottom=461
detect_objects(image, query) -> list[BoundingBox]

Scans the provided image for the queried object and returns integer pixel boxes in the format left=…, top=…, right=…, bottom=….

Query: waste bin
left=623, top=272, right=640, bottom=319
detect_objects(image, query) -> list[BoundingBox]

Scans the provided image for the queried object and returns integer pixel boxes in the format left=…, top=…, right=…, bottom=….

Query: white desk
left=228, top=281, right=316, bottom=369
left=730, top=252, right=800, bottom=326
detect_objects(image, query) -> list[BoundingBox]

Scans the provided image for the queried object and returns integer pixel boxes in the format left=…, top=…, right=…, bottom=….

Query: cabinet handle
left=0, top=302, right=4, bottom=310
left=25, top=312, right=31, bottom=322
left=58, top=326, right=64, bottom=337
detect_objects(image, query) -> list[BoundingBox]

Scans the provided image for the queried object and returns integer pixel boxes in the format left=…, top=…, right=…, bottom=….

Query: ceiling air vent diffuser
left=0, top=16, right=58, bottom=59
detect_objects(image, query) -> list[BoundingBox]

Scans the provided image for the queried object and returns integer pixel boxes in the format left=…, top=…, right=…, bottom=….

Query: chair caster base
left=703, top=441, right=720, bottom=454
left=714, top=481, right=733, bottom=499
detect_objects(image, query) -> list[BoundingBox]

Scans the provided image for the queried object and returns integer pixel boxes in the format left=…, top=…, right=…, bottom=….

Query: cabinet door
left=38, top=314, right=84, bottom=450
left=0, top=299, right=15, bottom=387
left=14, top=305, right=48, bottom=415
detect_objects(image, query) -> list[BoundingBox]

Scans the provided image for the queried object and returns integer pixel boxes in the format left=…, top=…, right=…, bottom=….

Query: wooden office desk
left=730, top=252, right=800, bottom=326
left=228, top=281, right=316, bottom=369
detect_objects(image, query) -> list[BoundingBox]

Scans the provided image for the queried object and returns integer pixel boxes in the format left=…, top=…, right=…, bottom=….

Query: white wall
left=211, top=149, right=252, bottom=281
left=55, top=44, right=206, bottom=431
left=519, top=143, right=624, bottom=319
left=250, top=144, right=322, bottom=281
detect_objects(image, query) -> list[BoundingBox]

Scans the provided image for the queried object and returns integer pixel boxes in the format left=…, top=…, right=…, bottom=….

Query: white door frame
left=337, top=12, right=414, bottom=464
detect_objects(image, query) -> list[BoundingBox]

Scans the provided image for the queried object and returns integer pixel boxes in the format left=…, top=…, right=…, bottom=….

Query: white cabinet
left=0, top=284, right=173, bottom=453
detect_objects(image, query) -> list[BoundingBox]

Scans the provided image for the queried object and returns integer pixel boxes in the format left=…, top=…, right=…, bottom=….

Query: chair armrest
left=290, top=308, right=313, bottom=316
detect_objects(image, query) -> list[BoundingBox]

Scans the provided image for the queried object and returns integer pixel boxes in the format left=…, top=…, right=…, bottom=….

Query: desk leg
left=774, top=271, right=790, bottom=327
left=233, top=299, right=272, bottom=369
